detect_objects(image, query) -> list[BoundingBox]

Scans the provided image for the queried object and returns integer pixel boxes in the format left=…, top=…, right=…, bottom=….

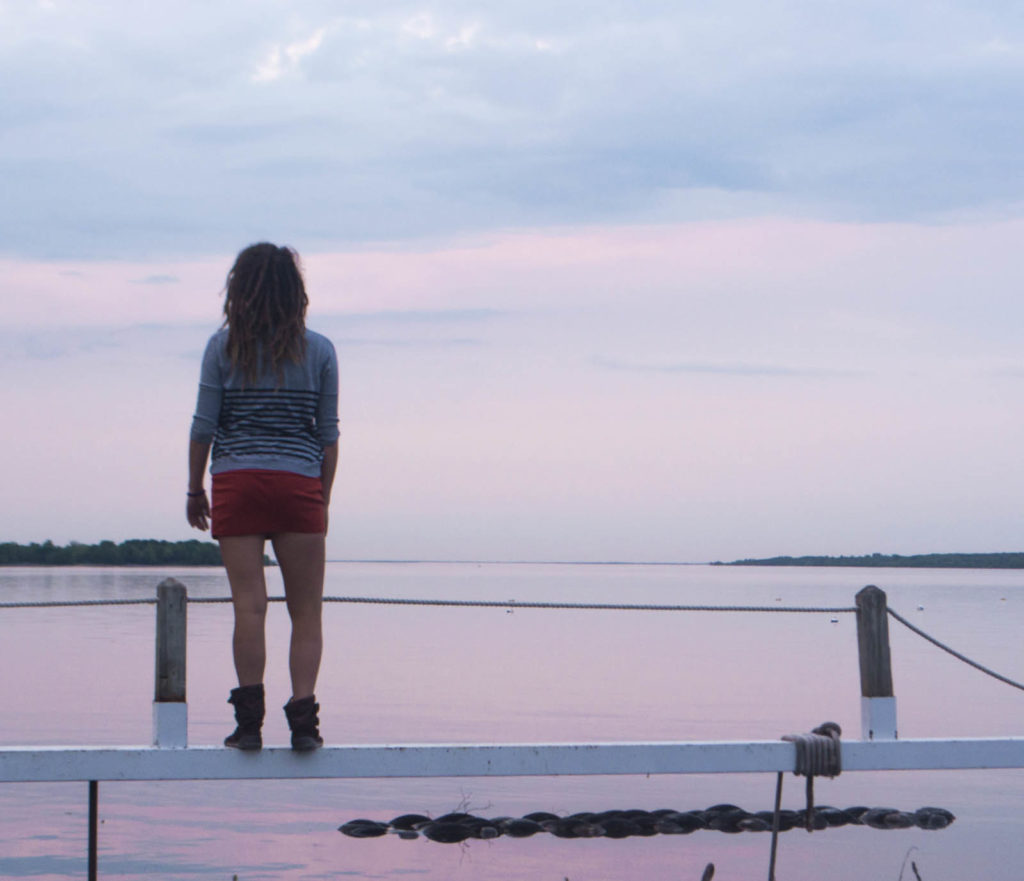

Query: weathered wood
left=88, top=781, right=98, bottom=881
left=155, top=579, right=187, bottom=703
left=855, top=585, right=893, bottom=698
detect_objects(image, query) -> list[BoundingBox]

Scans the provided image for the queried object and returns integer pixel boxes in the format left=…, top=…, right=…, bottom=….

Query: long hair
left=222, top=243, right=308, bottom=385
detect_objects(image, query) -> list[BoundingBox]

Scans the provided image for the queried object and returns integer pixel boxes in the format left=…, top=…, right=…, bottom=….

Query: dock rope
left=770, top=722, right=843, bottom=879
left=2, top=593, right=1022, bottom=692
left=0, top=595, right=855, bottom=612
left=887, top=607, right=1024, bottom=692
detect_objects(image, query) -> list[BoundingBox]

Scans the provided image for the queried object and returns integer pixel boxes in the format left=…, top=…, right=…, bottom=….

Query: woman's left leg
left=219, top=535, right=270, bottom=686
left=272, top=531, right=325, bottom=699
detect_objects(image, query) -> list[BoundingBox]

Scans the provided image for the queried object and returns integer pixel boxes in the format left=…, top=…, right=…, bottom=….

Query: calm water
left=1, top=562, right=1023, bottom=880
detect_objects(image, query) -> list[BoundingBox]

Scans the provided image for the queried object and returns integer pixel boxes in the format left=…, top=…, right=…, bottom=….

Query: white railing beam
left=2, top=738, right=1023, bottom=784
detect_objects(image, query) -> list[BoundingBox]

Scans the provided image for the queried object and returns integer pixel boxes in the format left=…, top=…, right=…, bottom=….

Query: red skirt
left=211, top=469, right=326, bottom=538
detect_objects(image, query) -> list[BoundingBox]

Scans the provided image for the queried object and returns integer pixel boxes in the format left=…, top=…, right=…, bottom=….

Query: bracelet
left=187, top=490, right=206, bottom=497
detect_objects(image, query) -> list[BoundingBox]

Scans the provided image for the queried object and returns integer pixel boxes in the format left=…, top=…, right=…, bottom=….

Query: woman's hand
left=187, top=491, right=210, bottom=531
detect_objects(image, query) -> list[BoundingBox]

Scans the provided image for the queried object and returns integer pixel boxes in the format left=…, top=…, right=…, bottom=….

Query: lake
left=1, top=562, right=1023, bottom=880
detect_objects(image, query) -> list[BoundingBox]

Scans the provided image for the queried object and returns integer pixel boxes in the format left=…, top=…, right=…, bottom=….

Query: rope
left=783, top=722, right=842, bottom=779
left=887, top=607, right=1024, bottom=692
left=0, top=595, right=856, bottom=612
left=2, top=594, right=1015, bottom=696
left=768, top=773, right=784, bottom=881
left=0, top=598, right=157, bottom=608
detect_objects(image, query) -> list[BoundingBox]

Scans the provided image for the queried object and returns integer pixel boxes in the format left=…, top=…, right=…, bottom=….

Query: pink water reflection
left=2, top=563, right=1023, bottom=880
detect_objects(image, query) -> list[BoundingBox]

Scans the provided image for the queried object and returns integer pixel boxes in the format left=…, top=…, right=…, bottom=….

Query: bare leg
left=219, top=535, right=269, bottom=687
left=271, top=531, right=325, bottom=699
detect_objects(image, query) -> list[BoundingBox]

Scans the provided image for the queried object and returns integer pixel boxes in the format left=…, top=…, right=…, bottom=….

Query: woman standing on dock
left=186, top=243, right=339, bottom=752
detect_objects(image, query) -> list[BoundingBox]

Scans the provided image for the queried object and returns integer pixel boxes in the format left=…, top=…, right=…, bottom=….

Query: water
left=1, top=562, right=1023, bottom=880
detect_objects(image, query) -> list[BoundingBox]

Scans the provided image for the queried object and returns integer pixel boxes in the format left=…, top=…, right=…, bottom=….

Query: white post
left=153, top=579, right=188, bottom=748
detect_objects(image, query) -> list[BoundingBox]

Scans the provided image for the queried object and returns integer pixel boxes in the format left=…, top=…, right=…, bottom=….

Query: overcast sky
left=2, top=0, right=1023, bottom=561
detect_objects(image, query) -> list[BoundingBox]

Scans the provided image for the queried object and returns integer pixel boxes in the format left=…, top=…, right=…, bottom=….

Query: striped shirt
left=189, top=328, right=339, bottom=478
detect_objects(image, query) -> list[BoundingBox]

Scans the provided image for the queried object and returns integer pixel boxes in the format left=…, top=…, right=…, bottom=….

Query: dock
left=2, top=580, right=1022, bottom=879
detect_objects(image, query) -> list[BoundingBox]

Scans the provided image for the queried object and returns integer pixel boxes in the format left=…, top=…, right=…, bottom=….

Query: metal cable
left=887, top=607, right=1024, bottom=692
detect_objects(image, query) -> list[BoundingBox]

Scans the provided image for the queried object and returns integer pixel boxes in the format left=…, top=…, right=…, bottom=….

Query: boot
left=225, top=684, right=264, bottom=750
left=284, top=695, right=324, bottom=751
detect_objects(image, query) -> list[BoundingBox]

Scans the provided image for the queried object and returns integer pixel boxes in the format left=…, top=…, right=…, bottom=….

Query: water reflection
left=1, top=563, right=1023, bottom=879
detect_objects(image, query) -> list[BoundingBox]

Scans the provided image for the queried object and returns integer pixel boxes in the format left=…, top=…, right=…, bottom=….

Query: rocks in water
left=501, top=818, right=543, bottom=838
left=339, top=802, right=956, bottom=841
left=422, top=822, right=474, bottom=843
left=338, top=819, right=388, bottom=838
left=389, top=813, right=431, bottom=831
left=915, top=807, right=956, bottom=830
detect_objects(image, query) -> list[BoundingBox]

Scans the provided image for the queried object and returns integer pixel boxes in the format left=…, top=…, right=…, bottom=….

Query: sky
left=1, top=0, right=1023, bottom=562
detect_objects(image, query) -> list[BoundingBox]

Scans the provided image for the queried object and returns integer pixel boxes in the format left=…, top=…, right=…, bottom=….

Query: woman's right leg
left=219, top=535, right=269, bottom=686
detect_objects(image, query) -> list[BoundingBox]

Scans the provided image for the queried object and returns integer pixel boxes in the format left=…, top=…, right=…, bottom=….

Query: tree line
left=0, top=539, right=236, bottom=566
left=719, top=552, right=1024, bottom=569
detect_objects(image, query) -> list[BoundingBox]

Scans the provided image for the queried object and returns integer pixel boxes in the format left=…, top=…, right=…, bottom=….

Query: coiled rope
left=771, top=722, right=844, bottom=880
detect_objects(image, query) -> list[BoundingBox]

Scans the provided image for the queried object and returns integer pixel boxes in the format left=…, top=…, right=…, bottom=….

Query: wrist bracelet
left=187, top=490, right=206, bottom=497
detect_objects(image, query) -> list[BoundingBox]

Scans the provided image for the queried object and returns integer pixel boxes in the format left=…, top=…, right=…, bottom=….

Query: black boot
left=284, top=695, right=324, bottom=751
left=225, top=684, right=264, bottom=750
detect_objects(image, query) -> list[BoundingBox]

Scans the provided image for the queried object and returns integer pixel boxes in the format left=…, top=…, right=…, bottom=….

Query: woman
left=186, top=243, right=339, bottom=752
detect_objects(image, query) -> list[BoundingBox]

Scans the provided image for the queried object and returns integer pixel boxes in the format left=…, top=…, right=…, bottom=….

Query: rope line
left=3, top=595, right=1021, bottom=694
left=323, top=596, right=856, bottom=613
left=887, top=607, right=1024, bottom=692
left=0, top=595, right=856, bottom=613
left=0, top=598, right=158, bottom=608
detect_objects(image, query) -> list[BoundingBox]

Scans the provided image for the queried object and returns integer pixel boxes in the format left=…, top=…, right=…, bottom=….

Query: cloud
left=593, top=356, right=867, bottom=378
left=329, top=308, right=505, bottom=325
left=0, top=1, right=1021, bottom=258
left=253, top=27, right=326, bottom=82
left=132, top=274, right=180, bottom=285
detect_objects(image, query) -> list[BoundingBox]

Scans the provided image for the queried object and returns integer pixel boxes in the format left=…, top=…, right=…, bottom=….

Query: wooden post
left=855, top=585, right=897, bottom=740
left=88, top=780, right=98, bottom=881
left=153, top=579, right=188, bottom=747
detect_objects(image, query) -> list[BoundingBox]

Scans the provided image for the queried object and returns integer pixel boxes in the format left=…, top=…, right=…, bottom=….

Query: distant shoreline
left=5, top=544, right=1023, bottom=569
left=0, top=540, right=273, bottom=567
left=716, top=552, right=1024, bottom=569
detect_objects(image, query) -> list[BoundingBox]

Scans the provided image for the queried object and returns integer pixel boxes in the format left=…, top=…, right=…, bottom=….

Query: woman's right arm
left=187, top=335, right=223, bottom=531
left=187, top=441, right=211, bottom=530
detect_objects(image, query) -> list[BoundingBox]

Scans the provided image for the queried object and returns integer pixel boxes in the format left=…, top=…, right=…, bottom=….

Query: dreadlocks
left=222, top=243, right=309, bottom=385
